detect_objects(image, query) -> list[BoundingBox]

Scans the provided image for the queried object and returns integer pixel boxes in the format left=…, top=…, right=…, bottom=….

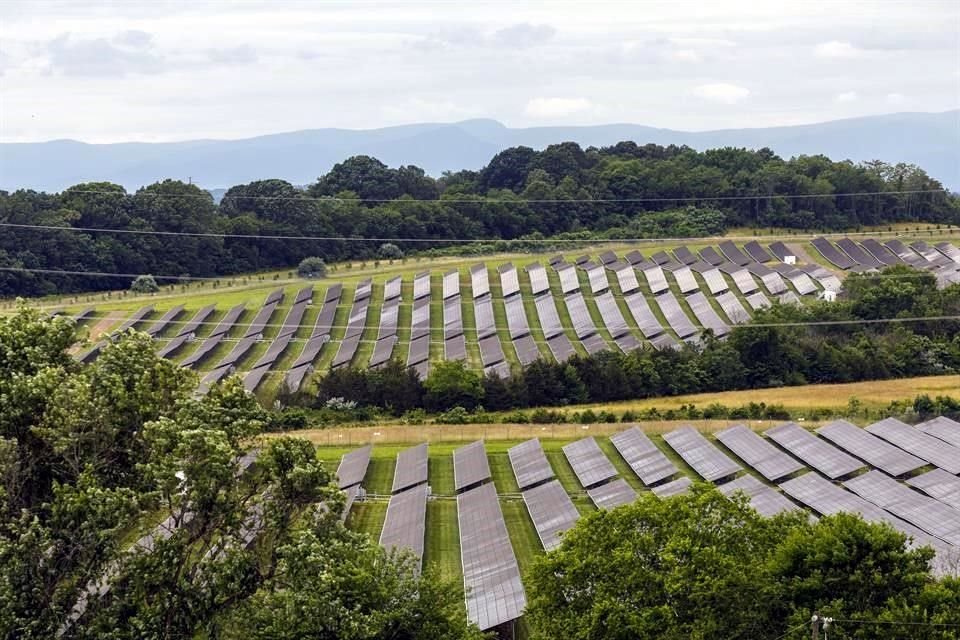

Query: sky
left=0, top=0, right=958, bottom=143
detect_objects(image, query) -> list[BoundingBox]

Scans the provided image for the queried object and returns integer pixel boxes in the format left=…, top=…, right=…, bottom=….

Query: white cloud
left=692, top=83, right=750, bottom=104
left=814, top=40, right=862, bottom=58
left=671, top=49, right=702, bottom=63
left=524, top=97, right=594, bottom=118
left=886, top=92, right=906, bottom=105
left=834, top=91, right=857, bottom=103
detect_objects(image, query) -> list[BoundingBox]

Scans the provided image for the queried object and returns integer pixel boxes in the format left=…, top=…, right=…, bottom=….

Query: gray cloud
left=44, top=32, right=165, bottom=76
left=206, top=44, right=257, bottom=65
left=492, top=23, right=556, bottom=48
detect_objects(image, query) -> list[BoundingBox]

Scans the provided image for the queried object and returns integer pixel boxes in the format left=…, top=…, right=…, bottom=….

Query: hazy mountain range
left=1, top=110, right=957, bottom=193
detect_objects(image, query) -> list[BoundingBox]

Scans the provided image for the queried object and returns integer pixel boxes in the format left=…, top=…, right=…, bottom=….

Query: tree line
left=2, top=142, right=957, bottom=295
left=303, top=266, right=960, bottom=415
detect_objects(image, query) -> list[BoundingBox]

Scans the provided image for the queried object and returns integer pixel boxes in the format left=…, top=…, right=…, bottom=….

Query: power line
left=42, top=187, right=951, bottom=204
left=830, top=617, right=960, bottom=628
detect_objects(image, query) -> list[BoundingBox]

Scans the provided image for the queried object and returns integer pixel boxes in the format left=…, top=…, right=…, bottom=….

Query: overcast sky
left=1, top=0, right=958, bottom=142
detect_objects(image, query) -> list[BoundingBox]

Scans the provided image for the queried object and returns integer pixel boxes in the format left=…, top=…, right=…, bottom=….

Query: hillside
left=1, top=110, right=957, bottom=192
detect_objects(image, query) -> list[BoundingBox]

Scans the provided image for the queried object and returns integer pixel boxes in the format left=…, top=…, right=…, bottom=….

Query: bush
left=130, top=274, right=159, bottom=293
left=437, top=406, right=470, bottom=424
left=379, top=243, right=404, bottom=259
left=297, top=256, right=327, bottom=279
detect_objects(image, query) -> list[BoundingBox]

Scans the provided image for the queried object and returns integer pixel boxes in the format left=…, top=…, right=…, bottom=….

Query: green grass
left=363, top=458, right=396, bottom=495
left=501, top=499, right=543, bottom=574
left=345, top=501, right=388, bottom=540
left=596, top=437, right=647, bottom=493
left=423, top=500, right=461, bottom=582
left=545, top=450, right=585, bottom=494
left=429, top=453, right=456, bottom=496
left=489, top=452, right=521, bottom=494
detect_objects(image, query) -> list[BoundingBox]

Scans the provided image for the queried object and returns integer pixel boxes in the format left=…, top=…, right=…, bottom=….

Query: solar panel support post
left=811, top=613, right=820, bottom=640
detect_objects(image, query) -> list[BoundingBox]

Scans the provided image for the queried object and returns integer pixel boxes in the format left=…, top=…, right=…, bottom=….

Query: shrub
left=297, top=256, right=327, bottom=279
left=130, top=274, right=159, bottom=293
left=379, top=242, right=404, bottom=259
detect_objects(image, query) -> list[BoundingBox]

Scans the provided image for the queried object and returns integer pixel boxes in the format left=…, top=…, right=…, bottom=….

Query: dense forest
left=2, top=308, right=959, bottom=639
left=306, top=266, right=960, bottom=415
left=2, top=142, right=957, bottom=295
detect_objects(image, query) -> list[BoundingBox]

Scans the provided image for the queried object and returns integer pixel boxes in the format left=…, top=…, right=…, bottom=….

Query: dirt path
left=88, top=310, right=124, bottom=341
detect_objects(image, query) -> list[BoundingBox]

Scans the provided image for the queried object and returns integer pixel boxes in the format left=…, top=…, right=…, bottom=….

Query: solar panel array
left=332, top=287, right=370, bottom=369
left=811, top=237, right=856, bottom=269
left=534, top=293, right=576, bottom=362
left=726, top=266, right=759, bottom=295
left=746, top=262, right=787, bottom=294
left=380, top=483, right=428, bottom=568
left=413, top=272, right=431, bottom=300
left=715, top=424, right=804, bottom=481
left=284, top=285, right=342, bottom=392
left=642, top=264, right=669, bottom=294
left=816, top=419, right=925, bottom=476
left=370, top=286, right=401, bottom=368
left=915, top=415, right=960, bottom=448
left=145, top=305, right=184, bottom=337
left=390, top=443, right=429, bottom=493
left=686, top=291, right=730, bottom=337
left=245, top=290, right=314, bottom=391
left=522, top=480, right=580, bottom=550
left=595, top=292, right=640, bottom=352
left=700, top=246, right=725, bottom=266
left=663, top=426, right=742, bottom=481
left=443, top=276, right=467, bottom=362
left=744, top=240, right=773, bottom=262
left=588, top=478, right=638, bottom=510
left=470, top=264, right=490, bottom=298
left=770, top=263, right=819, bottom=295
left=655, top=291, right=698, bottom=339
left=609, top=427, right=677, bottom=485
left=861, top=238, right=901, bottom=265
left=765, top=422, right=864, bottom=479
left=337, top=444, right=372, bottom=489
left=523, top=263, right=548, bottom=296
left=508, top=439, right=554, bottom=490
left=745, top=291, right=771, bottom=310
left=719, top=241, right=752, bottom=266
left=624, top=292, right=666, bottom=338
left=562, top=437, right=618, bottom=488
left=556, top=263, right=580, bottom=294
left=720, top=475, right=801, bottom=518
left=715, top=291, right=751, bottom=324
left=906, top=469, right=960, bottom=511
left=458, top=482, right=527, bottom=630
left=652, top=476, right=692, bottom=498
left=700, top=266, right=730, bottom=295
left=442, top=270, right=460, bottom=300
left=583, top=262, right=609, bottom=294
left=866, top=417, right=960, bottom=474
left=454, top=441, right=492, bottom=492
left=671, top=265, right=699, bottom=293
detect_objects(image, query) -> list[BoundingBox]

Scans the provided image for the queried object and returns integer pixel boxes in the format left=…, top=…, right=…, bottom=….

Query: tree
left=296, top=256, right=327, bottom=279
left=378, top=242, right=404, bottom=259
left=422, top=361, right=484, bottom=411
left=130, top=274, right=159, bottom=294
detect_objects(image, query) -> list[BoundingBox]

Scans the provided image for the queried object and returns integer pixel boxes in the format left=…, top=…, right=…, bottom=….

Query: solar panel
left=674, top=246, right=697, bottom=265
left=564, top=292, right=597, bottom=339
left=380, top=483, right=428, bottom=568
left=345, top=298, right=370, bottom=339
left=512, top=334, right=540, bottom=365
left=443, top=295, right=463, bottom=339
left=413, top=273, right=431, bottom=300
left=767, top=241, right=792, bottom=262
left=865, top=417, right=960, bottom=474
left=282, top=363, right=311, bottom=394
left=574, top=254, right=590, bottom=265
left=444, top=336, right=467, bottom=361
left=765, top=422, right=864, bottom=479
left=906, top=469, right=960, bottom=511
left=588, top=479, right=638, bottom=510
left=609, top=426, right=677, bottom=485
left=548, top=254, right=564, bottom=266
left=355, top=279, right=373, bottom=302
left=243, top=302, right=279, bottom=339
left=915, top=416, right=960, bottom=448
left=811, top=237, right=856, bottom=269
left=614, top=263, right=640, bottom=293
left=912, top=240, right=947, bottom=264
left=331, top=335, right=361, bottom=368
left=642, top=265, right=669, bottom=294
left=701, top=267, right=729, bottom=295
left=728, top=268, right=758, bottom=295
left=214, top=335, right=258, bottom=368
left=457, top=482, right=527, bottom=630
left=556, top=264, right=580, bottom=294
left=744, top=240, right=773, bottom=263
left=686, top=292, right=730, bottom=336
left=377, top=298, right=400, bottom=340
left=497, top=263, right=520, bottom=298
left=198, top=364, right=234, bottom=395
left=663, top=426, right=742, bottom=482
left=277, top=301, right=308, bottom=339
left=613, top=332, right=641, bottom=353
left=584, top=264, right=609, bottom=293
left=624, top=292, right=665, bottom=338
left=370, top=336, right=398, bottom=367
left=654, top=292, right=698, bottom=338
left=342, top=484, right=360, bottom=521
left=545, top=334, right=576, bottom=362
left=411, top=297, right=431, bottom=340
left=652, top=476, right=692, bottom=498
left=504, top=295, right=530, bottom=339
left=715, top=424, right=804, bottom=481
left=478, top=335, right=506, bottom=367
left=337, top=444, right=371, bottom=489
left=719, top=474, right=800, bottom=518
left=523, top=262, right=548, bottom=296
left=719, top=240, right=752, bottom=266
left=624, top=250, right=644, bottom=265
left=594, top=292, right=630, bottom=338
left=562, top=437, right=618, bottom=488
left=836, top=238, right=881, bottom=267
left=156, top=334, right=190, bottom=358
left=770, top=264, right=819, bottom=295
left=698, top=246, right=723, bottom=266
left=243, top=364, right=272, bottom=393
left=522, top=480, right=580, bottom=550
left=671, top=266, right=699, bottom=293
left=442, top=270, right=460, bottom=300
left=935, top=242, right=960, bottom=264
left=312, top=288, right=342, bottom=338
left=534, top=293, right=564, bottom=339
left=114, top=305, right=154, bottom=334
left=598, top=250, right=618, bottom=265
left=251, top=334, right=293, bottom=369
left=382, top=276, right=402, bottom=302
left=474, top=295, right=496, bottom=339
left=179, top=334, right=225, bottom=368
left=470, top=264, right=490, bottom=298
left=508, top=439, right=555, bottom=490
left=323, top=283, right=343, bottom=303
left=581, top=333, right=608, bottom=355
left=715, top=291, right=751, bottom=324
left=861, top=238, right=901, bottom=265
left=885, top=238, right=922, bottom=261
left=454, top=441, right=491, bottom=492
left=816, top=419, right=925, bottom=476
left=410, top=359, right=430, bottom=380
left=76, top=341, right=105, bottom=364
left=72, top=307, right=96, bottom=323
left=145, top=305, right=184, bottom=336
left=844, top=471, right=960, bottom=546
left=485, top=361, right=511, bottom=379
left=407, top=335, right=430, bottom=366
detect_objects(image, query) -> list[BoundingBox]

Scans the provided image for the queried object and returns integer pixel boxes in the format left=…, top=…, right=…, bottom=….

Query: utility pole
left=810, top=612, right=820, bottom=640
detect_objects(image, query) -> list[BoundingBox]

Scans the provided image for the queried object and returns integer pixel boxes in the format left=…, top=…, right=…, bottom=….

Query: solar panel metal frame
left=145, top=305, right=184, bottom=336
left=584, top=264, right=609, bottom=293
left=844, top=470, right=960, bottom=546
left=379, top=483, right=428, bottom=568
left=545, top=333, right=575, bottom=362
left=370, top=336, right=398, bottom=367
left=744, top=240, right=774, bottom=263
left=522, top=480, right=580, bottom=550
left=457, top=482, right=527, bottom=631
left=564, top=292, right=597, bottom=339
left=478, top=334, right=506, bottom=367
left=534, top=293, right=564, bottom=339
left=556, top=264, right=580, bottom=294
left=312, top=289, right=342, bottom=338
left=512, top=334, right=540, bottom=365
left=811, top=237, right=856, bottom=269
left=444, top=335, right=467, bottom=361
left=624, top=292, right=665, bottom=338
left=508, top=439, right=554, bottom=490
left=336, top=444, right=372, bottom=489
left=815, top=419, right=925, bottom=476
left=413, top=273, right=431, bottom=300
left=715, top=424, right=804, bottom=481
left=686, top=292, right=730, bottom=336
left=719, top=240, right=752, bottom=266
left=454, top=441, right=492, bottom=492
left=719, top=474, right=799, bottom=518
left=614, top=263, right=640, bottom=293
left=663, top=426, right=743, bottom=482
left=331, top=335, right=361, bottom=368
left=609, top=426, right=678, bottom=486
left=562, top=437, right=618, bottom=488
left=700, top=246, right=725, bottom=266
left=470, top=264, right=490, bottom=298
left=674, top=245, right=698, bottom=265
left=407, top=335, right=430, bottom=366
left=865, top=417, right=960, bottom=474
left=715, top=291, right=751, bottom=324
left=624, top=250, right=644, bottom=265
left=654, top=291, right=698, bottom=339
left=642, top=264, right=669, bottom=294
left=765, top=422, right=864, bottom=479
left=442, top=270, right=460, bottom=300
left=411, top=296, right=431, bottom=340
left=523, top=263, right=548, bottom=296
left=906, top=469, right=960, bottom=511
left=243, top=301, right=280, bottom=338
left=392, top=443, right=429, bottom=493
left=497, top=264, right=520, bottom=299
left=587, top=478, right=638, bottom=510
left=594, top=291, right=631, bottom=338
left=598, top=250, right=618, bottom=265
left=915, top=416, right=960, bottom=448
left=503, top=295, right=530, bottom=339
left=701, top=267, right=729, bottom=295
left=671, top=265, right=699, bottom=293
left=652, top=476, right=692, bottom=498
left=383, top=276, right=402, bottom=302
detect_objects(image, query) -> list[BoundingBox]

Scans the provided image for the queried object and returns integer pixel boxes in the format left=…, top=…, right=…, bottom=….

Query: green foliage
left=129, top=274, right=159, bottom=294
left=296, top=256, right=327, bottom=279
left=378, top=242, right=404, bottom=259
left=422, top=361, right=484, bottom=412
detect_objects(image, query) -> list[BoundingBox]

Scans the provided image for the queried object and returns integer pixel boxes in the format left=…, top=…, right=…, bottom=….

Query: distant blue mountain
left=1, top=111, right=957, bottom=192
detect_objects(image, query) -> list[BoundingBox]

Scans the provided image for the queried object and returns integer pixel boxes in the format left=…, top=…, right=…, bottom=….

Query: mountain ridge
left=1, top=110, right=957, bottom=191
